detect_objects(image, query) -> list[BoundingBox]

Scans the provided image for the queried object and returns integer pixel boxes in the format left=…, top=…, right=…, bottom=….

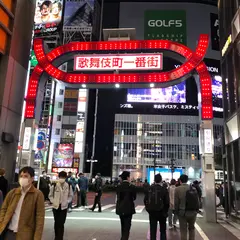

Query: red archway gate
left=25, top=34, right=212, bottom=120
left=24, top=34, right=217, bottom=222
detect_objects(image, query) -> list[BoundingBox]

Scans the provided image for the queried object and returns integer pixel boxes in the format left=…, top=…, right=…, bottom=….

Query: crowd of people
left=0, top=166, right=233, bottom=240
left=116, top=171, right=201, bottom=240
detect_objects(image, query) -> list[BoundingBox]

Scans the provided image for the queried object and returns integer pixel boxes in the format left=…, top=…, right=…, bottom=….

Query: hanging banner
left=34, top=0, right=64, bottom=35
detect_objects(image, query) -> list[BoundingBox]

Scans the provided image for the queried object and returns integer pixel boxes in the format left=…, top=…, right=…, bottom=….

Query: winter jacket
left=78, top=177, right=88, bottom=191
left=169, top=185, right=176, bottom=210
left=116, top=181, right=136, bottom=216
left=0, top=185, right=45, bottom=240
left=49, top=182, right=73, bottom=210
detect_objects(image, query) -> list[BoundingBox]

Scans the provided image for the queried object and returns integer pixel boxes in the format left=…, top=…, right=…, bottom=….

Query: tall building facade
left=113, top=114, right=223, bottom=182
left=0, top=0, right=36, bottom=181
left=90, top=0, right=222, bottom=177
left=219, top=0, right=240, bottom=217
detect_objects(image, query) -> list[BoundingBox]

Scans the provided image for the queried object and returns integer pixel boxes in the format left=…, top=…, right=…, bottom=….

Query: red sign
left=52, top=168, right=78, bottom=174
left=74, top=54, right=163, bottom=71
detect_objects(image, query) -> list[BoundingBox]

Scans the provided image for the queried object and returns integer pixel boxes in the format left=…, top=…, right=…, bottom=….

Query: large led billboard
left=147, top=168, right=183, bottom=184
left=34, top=0, right=64, bottom=35
left=212, top=76, right=223, bottom=111
left=63, top=0, right=95, bottom=35
left=52, top=144, right=74, bottom=168
left=127, top=82, right=186, bottom=103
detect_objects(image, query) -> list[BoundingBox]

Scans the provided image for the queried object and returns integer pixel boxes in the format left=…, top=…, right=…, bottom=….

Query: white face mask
left=59, top=178, right=65, bottom=184
left=19, top=178, right=30, bottom=188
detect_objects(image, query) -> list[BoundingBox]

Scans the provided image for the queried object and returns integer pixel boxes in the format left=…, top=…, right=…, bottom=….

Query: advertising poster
left=52, top=144, right=74, bottom=167
left=127, top=82, right=186, bottom=103
left=144, top=10, right=187, bottom=44
left=210, top=13, right=219, bottom=51
left=34, top=0, right=64, bottom=35
left=63, top=0, right=95, bottom=35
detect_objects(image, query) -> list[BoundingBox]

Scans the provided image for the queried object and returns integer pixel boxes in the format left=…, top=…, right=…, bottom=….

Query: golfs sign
left=144, top=10, right=187, bottom=44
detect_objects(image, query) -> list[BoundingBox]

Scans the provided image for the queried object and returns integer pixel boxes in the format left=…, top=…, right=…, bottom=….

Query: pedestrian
left=89, top=173, right=103, bottom=212
left=49, top=171, right=73, bottom=240
left=77, top=173, right=88, bottom=209
left=192, top=180, right=202, bottom=211
left=175, top=174, right=200, bottom=240
left=39, top=170, right=51, bottom=201
left=0, top=166, right=45, bottom=240
left=143, top=179, right=150, bottom=194
left=144, top=173, right=169, bottom=240
left=68, top=174, right=77, bottom=212
left=116, top=171, right=136, bottom=240
left=168, top=179, right=178, bottom=229
left=0, top=169, right=8, bottom=199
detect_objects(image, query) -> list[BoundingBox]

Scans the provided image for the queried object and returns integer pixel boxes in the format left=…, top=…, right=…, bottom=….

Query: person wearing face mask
left=0, top=166, right=45, bottom=240
left=49, top=171, right=73, bottom=240
left=39, top=171, right=51, bottom=201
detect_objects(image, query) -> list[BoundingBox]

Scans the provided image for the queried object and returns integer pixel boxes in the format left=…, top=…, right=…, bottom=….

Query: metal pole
left=153, top=139, right=156, bottom=177
left=90, top=161, right=93, bottom=179
left=90, top=0, right=104, bottom=176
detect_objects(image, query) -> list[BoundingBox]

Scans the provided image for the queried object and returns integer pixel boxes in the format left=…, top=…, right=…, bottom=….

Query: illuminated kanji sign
left=25, top=34, right=213, bottom=120
left=74, top=54, right=163, bottom=71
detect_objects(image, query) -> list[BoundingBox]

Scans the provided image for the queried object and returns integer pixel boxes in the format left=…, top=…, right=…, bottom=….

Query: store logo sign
left=148, top=20, right=183, bottom=28
left=144, top=10, right=187, bottom=44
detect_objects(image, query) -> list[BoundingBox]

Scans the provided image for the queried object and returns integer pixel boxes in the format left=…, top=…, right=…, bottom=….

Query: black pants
left=53, top=206, right=67, bottom=240
left=149, top=213, right=167, bottom=240
left=40, top=188, right=49, bottom=201
left=80, top=190, right=87, bottom=207
left=92, top=191, right=102, bottom=211
left=120, top=215, right=132, bottom=240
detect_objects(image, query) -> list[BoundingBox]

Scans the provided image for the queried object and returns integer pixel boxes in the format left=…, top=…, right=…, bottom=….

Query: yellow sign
left=222, top=35, right=232, bottom=56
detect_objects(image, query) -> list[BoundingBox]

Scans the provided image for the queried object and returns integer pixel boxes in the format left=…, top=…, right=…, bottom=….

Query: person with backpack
left=116, top=171, right=136, bottom=240
left=49, top=171, right=73, bottom=240
left=144, top=174, right=169, bottom=240
left=174, top=174, right=200, bottom=240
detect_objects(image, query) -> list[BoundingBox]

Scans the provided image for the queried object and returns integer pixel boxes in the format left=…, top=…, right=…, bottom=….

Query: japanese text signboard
left=74, top=54, right=163, bottom=71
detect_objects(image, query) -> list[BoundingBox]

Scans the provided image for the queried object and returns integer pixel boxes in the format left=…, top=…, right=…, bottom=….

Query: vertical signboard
left=63, top=0, right=95, bottom=35
left=204, top=129, right=213, bottom=154
left=144, top=10, right=187, bottom=44
left=34, top=0, right=64, bottom=35
left=75, top=89, right=87, bottom=154
left=210, top=13, right=219, bottom=51
left=23, top=127, right=32, bottom=150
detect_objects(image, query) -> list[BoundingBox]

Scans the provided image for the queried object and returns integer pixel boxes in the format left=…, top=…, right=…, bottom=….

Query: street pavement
left=43, top=192, right=240, bottom=240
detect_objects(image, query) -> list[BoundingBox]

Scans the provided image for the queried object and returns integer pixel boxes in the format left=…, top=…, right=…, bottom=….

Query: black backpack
left=145, top=184, right=164, bottom=212
left=185, top=185, right=200, bottom=211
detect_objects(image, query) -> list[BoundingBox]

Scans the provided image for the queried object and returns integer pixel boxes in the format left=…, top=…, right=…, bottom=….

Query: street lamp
left=87, top=159, right=98, bottom=179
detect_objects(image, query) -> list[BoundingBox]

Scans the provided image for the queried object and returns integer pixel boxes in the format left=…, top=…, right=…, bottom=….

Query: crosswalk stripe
left=135, top=205, right=145, bottom=213
left=101, top=204, right=115, bottom=211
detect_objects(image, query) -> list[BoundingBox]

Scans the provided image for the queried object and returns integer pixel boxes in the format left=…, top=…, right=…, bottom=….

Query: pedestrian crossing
left=45, top=204, right=203, bottom=217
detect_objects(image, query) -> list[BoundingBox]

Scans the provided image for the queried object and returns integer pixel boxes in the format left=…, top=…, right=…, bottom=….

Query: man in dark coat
left=144, top=174, right=169, bottom=240
left=116, top=171, right=136, bottom=240
left=90, top=173, right=103, bottom=212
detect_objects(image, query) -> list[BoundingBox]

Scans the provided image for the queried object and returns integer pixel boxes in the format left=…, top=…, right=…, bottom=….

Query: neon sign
left=25, top=34, right=213, bottom=120
left=74, top=54, right=163, bottom=71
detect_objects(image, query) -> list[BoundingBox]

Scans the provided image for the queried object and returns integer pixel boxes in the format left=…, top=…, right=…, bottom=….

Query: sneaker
left=169, top=226, right=174, bottom=230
